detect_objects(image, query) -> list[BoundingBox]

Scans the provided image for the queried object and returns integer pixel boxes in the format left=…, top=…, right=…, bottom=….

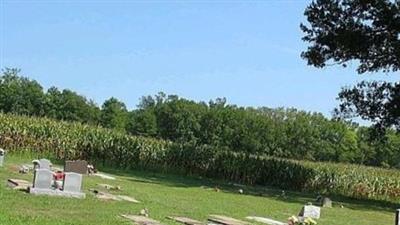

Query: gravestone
left=33, top=169, right=53, bottom=189
left=396, top=209, right=400, bottom=225
left=39, top=159, right=52, bottom=170
left=0, top=148, right=5, bottom=167
left=298, top=205, right=320, bottom=219
left=64, top=160, right=88, bottom=174
left=63, top=172, right=83, bottom=193
left=322, top=197, right=332, bottom=208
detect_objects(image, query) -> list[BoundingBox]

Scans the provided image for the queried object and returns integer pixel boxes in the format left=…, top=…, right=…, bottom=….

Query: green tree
left=100, top=97, right=128, bottom=131
left=0, top=68, right=45, bottom=116
left=301, top=0, right=400, bottom=131
left=45, top=87, right=100, bottom=124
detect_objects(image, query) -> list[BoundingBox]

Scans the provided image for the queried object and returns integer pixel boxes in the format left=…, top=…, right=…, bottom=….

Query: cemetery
left=0, top=152, right=397, bottom=225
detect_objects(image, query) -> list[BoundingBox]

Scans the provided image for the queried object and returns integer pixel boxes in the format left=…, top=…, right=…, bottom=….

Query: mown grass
left=0, top=155, right=396, bottom=225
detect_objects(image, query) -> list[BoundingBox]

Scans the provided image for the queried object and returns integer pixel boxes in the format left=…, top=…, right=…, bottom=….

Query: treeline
left=0, top=68, right=127, bottom=130
left=129, top=94, right=400, bottom=168
left=1, top=68, right=400, bottom=168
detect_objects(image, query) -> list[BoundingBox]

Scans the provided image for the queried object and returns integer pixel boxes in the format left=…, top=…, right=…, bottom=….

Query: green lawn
left=0, top=155, right=396, bottom=225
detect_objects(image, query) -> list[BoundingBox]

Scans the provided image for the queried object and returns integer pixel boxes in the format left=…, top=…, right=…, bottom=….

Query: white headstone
left=0, top=148, right=5, bottom=167
left=39, top=159, right=52, bottom=170
left=396, top=209, right=400, bottom=225
left=63, top=172, right=83, bottom=193
left=33, top=169, right=53, bottom=189
left=299, top=205, right=320, bottom=219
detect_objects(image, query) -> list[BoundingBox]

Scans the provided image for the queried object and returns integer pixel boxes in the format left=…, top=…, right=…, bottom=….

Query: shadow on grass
left=99, top=166, right=399, bottom=214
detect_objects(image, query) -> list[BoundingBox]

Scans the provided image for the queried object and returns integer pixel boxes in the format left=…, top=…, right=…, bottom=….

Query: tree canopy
left=301, top=0, right=400, bottom=74
left=301, top=0, right=400, bottom=131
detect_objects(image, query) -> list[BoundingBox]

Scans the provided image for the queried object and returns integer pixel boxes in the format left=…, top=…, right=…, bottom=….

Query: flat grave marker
left=208, top=215, right=249, bottom=225
left=167, top=216, right=204, bottom=225
left=121, top=214, right=164, bottom=225
left=245, top=216, right=286, bottom=225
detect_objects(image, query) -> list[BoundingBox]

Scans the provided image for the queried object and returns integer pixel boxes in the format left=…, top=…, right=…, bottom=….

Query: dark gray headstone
left=33, top=169, right=53, bottom=189
left=64, top=160, right=88, bottom=174
left=63, top=172, right=83, bottom=193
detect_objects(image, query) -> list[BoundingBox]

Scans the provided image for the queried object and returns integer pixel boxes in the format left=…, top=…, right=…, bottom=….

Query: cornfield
left=1, top=113, right=399, bottom=201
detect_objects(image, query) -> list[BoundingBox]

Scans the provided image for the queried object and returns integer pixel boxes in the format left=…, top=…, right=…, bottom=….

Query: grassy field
left=0, top=155, right=397, bottom=225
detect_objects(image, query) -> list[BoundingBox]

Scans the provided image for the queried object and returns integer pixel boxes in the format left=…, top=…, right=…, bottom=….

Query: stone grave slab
left=245, top=216, right=286, bottom=225
left=116, top=195, right=140, bottom=203
left=396, top=209, right=400, bottom=225
left=91, top=189, right=138, bottom=203
left=298, top=205, right=320, bottom=219
left=94, top=173, right=116, bottom=180
left=167, top=216, right=204, bottom=225
left=208, top=215, right=249, bottom=225
left=64, top=160, right=88, bottom=174
left=7, top=178, right=31, bottom=190
left=121, top=214, right=164, bottom=225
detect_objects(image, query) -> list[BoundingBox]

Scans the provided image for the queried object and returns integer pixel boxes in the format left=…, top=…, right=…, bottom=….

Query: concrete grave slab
left=7, top=178, right=31, bottom=190
left=121, top=214, right=164, bottom=225
left=97, top=183, right=121, bottom=190
left=29, top=188, right=86, bottom=198
left=116, top=195, right=140, bottom=203
left=94, top=173, right=116, bottom=180
left=167, top=216, right=204, bottom=225
left=208, top=215, right=249, bottom=225
left=245, top=216, right=286, bottom=225
left=91, top=190, right=139, bottom=203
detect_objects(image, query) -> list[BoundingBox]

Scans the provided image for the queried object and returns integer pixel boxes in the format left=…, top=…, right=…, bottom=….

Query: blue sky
left=1, top=1, right=397, bottom=116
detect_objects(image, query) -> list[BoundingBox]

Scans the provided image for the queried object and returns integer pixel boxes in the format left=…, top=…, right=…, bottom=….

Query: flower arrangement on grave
left=288, top=216, right=317, bottom=225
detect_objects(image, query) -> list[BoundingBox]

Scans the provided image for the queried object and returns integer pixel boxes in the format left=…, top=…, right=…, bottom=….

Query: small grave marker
left=63, top=172, right=83, bottom=193
left=298, top=205, right=320, bottom=219
left=0, top=148, right=5, bottom=167
left=322, top=197, right=332, bottom=208
left=396, top=209, right=400, bottom=225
